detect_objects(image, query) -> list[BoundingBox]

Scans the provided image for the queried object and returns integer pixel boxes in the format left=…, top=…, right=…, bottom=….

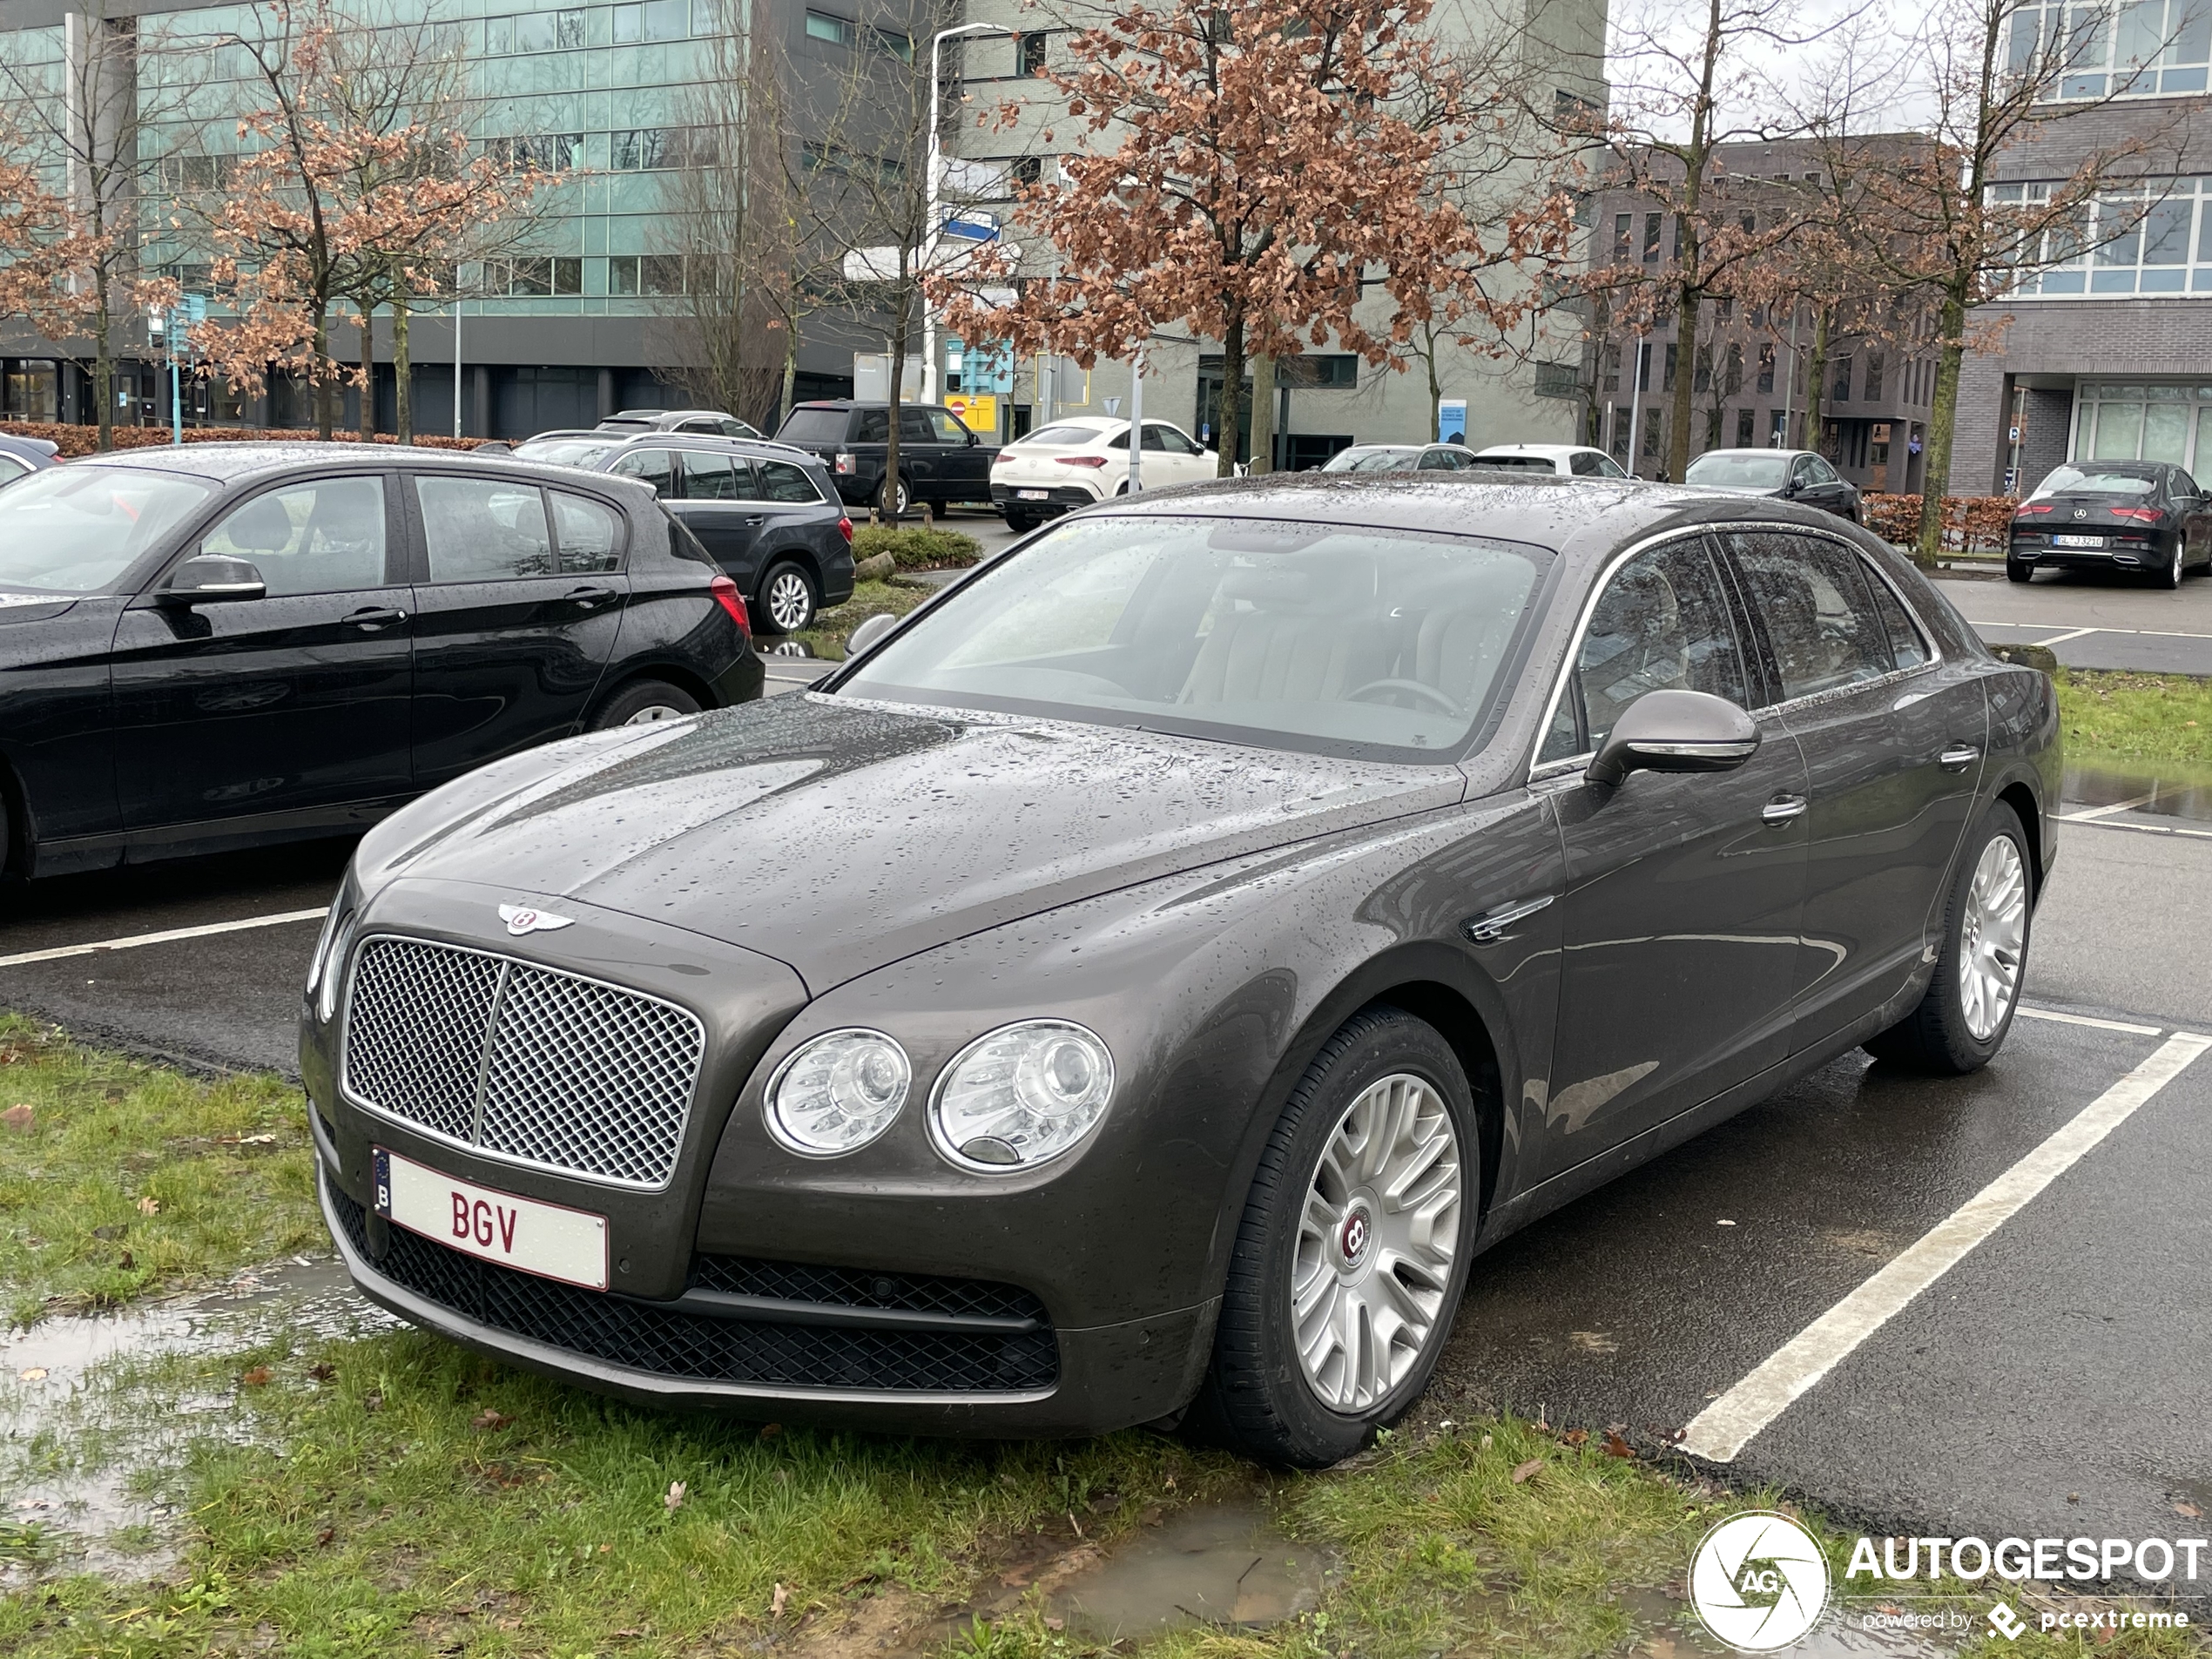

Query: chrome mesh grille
left=341, top=936, right=705, bottom=1189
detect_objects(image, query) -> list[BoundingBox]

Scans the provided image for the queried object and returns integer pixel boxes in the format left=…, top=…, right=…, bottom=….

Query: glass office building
left=0, top=0, right=861, bottom=435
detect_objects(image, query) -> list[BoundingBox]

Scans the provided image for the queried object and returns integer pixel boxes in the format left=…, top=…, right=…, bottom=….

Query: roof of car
left=1692, top=447, right=1814, bottom=461
left=1474, top=443, right=1598, bottom=457
left=1084, top=470, right=1870, bottom=564
left=68, top=441, right=659, bottom=495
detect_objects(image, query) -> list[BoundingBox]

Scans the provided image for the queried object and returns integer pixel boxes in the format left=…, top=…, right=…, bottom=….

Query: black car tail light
left=2110, top=506, right=2164, bottom=523
left=2015, top=502, right=2054, bottom=516
left=709, top=574, right=750, bottom=632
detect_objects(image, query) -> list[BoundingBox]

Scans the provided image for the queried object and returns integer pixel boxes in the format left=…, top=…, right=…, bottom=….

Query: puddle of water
left=759, top=639, right=819, bottom=658
left=1048, top=1498, right=1333, bottom=1639
left=1, top=1257, right=395, bottom=1584
left=2063, top=763, right=2212, bottom=823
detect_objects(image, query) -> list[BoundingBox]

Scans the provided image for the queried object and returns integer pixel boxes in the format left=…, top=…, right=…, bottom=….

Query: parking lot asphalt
left=4, top=798, right=2209, bottom=1554
left=1937, top=564, right=2212, bottom=673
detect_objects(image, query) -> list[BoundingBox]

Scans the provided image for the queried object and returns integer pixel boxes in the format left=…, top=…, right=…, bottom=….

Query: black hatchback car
left=511, top=432, right=854, bottom=634
left=303, top=475, right=2055, bottom=1465
left=0, top=445, right=759, bottom=880
left=2006, top=461, right=2212, bottom=587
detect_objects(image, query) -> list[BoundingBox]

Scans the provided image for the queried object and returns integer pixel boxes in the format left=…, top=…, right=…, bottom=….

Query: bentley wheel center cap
left=1339, top=1206, right=1373, bottom=1268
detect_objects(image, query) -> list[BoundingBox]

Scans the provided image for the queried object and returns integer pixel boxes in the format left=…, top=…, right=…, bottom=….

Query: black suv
left=0, top=444, right=759, bottom=879
left=775, top=401, right=999, bottom=516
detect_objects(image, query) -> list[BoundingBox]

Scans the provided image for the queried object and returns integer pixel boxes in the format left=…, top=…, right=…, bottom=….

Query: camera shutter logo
left=1689, top=1511, right=1831, bottom=1651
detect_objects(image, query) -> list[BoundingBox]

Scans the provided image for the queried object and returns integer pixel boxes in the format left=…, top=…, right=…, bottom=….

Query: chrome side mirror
left=846, top=612, right=898, bottom=657
left=1586, top=688, right=1759, bottom=787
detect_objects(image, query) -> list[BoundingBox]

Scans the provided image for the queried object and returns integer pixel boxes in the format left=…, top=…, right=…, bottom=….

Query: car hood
left=362, top=694, right=1465, bottom=992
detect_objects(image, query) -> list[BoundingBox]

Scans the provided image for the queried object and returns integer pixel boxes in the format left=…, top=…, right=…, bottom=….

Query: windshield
left=513, top=436, right=622, bottom=467
left=0, top=465, right=215, bottom=595
left=1469, top=454, right=1554, bottom=471
left=836, top=513, right=1546, bottom=759
left=1685, top=452, right=1791, bottom=489
left=1322, top=448, right=1420, bottom=473
left=2031, top=465, right=2159, bottom=497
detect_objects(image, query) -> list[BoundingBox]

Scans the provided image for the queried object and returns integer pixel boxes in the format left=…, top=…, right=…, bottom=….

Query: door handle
left=1460, top=894, right=1554, bottom=942
left=564, top=585, right=619, bottom=610
left=1938, top=745, right=1981, bottom=772
left=342, top=606, right=408, bottom=631
left=1761, top=794, right=1808, bottom=826
left=743, top=516, right=764, bottom=526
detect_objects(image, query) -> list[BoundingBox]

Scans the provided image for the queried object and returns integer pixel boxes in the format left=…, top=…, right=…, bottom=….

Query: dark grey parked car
left=511, top=431, right=854, bottom=633
left=1684, top=448, right=1864, bottom=523
left=303, top=475, right=2056, bottom=1465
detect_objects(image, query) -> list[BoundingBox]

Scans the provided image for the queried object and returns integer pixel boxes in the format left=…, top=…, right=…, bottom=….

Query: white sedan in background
left=990, top=416, right=1219, bottom=529
left=1469, top=442, right=1629, bottom=478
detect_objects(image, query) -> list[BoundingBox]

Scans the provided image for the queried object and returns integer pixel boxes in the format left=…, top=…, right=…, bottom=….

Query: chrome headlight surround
left=764, top=1028, right=913, bottom=1157
left=928, top=1020, right=1116, bottom=1174
left=306, top=887, right=361, bottom=1026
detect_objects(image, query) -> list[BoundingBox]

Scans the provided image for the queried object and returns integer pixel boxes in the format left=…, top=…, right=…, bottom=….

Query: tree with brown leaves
left=933, top=0, right=1578, bottom=476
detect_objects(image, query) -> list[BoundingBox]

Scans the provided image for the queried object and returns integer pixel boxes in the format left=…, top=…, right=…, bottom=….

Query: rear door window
left=853, top=408, right=890, bottom=443
left=757, top=461, right=822, bottom=503
left=1727, top=531, right=1897, bottom=699
left=415, top=477, right=555, bottom=580
left=681, top=452, right=747, bottom=501
left=550, top=492, right=624, bottom=574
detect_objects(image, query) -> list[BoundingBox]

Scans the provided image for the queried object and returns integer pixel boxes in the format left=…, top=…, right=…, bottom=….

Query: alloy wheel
left=1290, top=1072, right=1462, bottom=1413
left=1959, top=835, right=2027, bottom=1041
left=621, top=704, right=690, bottom=725
left=767, top=570, right=813, bottom=631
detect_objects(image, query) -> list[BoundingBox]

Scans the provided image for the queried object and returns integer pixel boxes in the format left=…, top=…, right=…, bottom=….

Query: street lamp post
left=922, top=21, right=1012, bottom=406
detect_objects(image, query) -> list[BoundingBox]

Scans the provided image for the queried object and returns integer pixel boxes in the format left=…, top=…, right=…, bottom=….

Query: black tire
left=1865, top=801, right=2032, bottom=1075
left=2006, top=555, right=2033, bottom=583
left=876, top=473, right=911, bottom=517
left=2164, top=543, right=2186, bottom=588
left=1004, top=509, right=1039, bottom=533
left=589, top=678, right=701, bottom=731
left=755, top=562, right=819, bottom=634
left=1190, top=1004, right=1480, bottom=1467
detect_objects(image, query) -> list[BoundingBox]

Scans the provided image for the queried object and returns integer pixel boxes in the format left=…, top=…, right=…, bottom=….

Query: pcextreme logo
left=1689, top=1511, right=1833, bottom=1652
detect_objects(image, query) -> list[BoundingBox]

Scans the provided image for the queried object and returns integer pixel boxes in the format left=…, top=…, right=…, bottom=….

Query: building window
left=489, top=133, right=582, bottom=171
left=613, top=0, right=688, bottom=43
left=487, top=8, right=585, bottom=52
left=1865, top=351, right=1885, bottom=401
left=1757, top=342, right=1776, bottom=395
left=805, top=10, right=912, bottom=58
left=608, top=253, right=686, bottom=296
left=2013, top=1, right=2211, bottom=98
left=1715, top=294, right=1733, bottom=320
left=1018, top=31, right=1047, bottom=74
left=1642, top=411, right=1660, bottom=457
left=1613, top=212, right=1632, bottom=263
left=1832, top=356, right=1852, bottom=403
left=1736, top=407, right=1755, bottom=447
left=154, top=154, right=233, bottom=192
left=1642, top=212, right=1662, bottom=264
left=1662, top=342, right=1677, bottom=393
left=1602, top=344, right=1620, bottom=394
left=2071, top=381, right=2212, bottom=469
left=1011, top=154, right=1042, bottom=188
left=1724, top=341, right=1743, bottom=395
left=483, top=257, right=583, bottom=296
left=1694, top=345, right=1712, bottom=393
left=612, top=127, right=715, bottom=169
left=1997, top=177, right=2212, bottom=297
left=1534, top=361, right=1581, bottom=399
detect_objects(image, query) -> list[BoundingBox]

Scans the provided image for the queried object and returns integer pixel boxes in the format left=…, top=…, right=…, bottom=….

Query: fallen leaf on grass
left=1602, top=1431, right=1636, bottom=1460
left=1510, top=1458, right=1543, bottom=1484
left=759, top=1422, right=781, bottom=1439
left=239, top=1366, right=273, bottom=1387
left=1561, top=1428, right=1589, bottom=1447
left=136, top=1196, right=160, bottom=1216
left=771, top=1583, right=789, bottom=1618
left=314, top=1527, right=334, bottom=1547
left=664, top=1480, right=686, bottom=1512
left=2, top=1104, right=33, bottom=1131
left=306, top=1361, right=337, bottom=1382
left=118, top=1251, right=134, bottom=1269
left=471, top=1409, right=511, bottom=1430
left=17, top=1367, right=47, bottom=1382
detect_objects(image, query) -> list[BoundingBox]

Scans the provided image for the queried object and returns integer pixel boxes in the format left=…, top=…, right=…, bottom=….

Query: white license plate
left=374, top=1147, right=609, bottom=1290
left=1017, top=489, right=1049, bottom=500
left=2052, top=533, right=2106, bottom=548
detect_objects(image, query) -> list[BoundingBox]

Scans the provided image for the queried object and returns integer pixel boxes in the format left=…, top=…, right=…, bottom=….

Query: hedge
left=0, top=419, right=486, bottom=459
left=849, top=523, right=981, bottom=570
left=1862, top=492, right=2019, bottom=557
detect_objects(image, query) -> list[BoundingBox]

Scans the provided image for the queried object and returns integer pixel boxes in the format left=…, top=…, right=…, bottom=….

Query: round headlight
left=930, top=1021, right=1115, bottom=1171
left=765, top=1029, right=912, bottom=1156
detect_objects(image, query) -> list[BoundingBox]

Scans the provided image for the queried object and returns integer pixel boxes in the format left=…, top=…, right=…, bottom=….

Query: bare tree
left=1800, top=0, right=2176, bottom=559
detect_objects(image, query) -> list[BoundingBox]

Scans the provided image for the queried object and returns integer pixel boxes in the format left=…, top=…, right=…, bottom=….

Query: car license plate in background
left=2053, top=533, right=2106, bottom=548
left=374, top=1147, right=609, bottom=1290
left=1018, top=489, right=1049, bottom=500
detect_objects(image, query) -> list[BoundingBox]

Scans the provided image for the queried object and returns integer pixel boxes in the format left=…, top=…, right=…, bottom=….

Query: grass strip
left=2056, top=670, right=2212, bottom=773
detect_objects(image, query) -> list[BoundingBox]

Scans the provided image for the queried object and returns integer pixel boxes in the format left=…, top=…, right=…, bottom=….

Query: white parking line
left=2036, top=626, right=2098, bottom=645
left=2017, top=1006, right=2166, bottom=1036
left=1681, top=1030, right=2212, bottom=1462
left=2060, top=815, right=2212, bottom=842
left=0, top=908, right=329, bottom=969
left=2056, top=793, right=2158, bottom=822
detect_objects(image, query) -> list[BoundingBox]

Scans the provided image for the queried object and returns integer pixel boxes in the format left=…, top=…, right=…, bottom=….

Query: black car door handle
left=564, top=585, right=620, bottom=610
left=1761, top=794, right=1809, bottom=826
left=743, top=516, right=764, bottom=526
left=343, top=606, right=408, bottom=631
left=1939, top=744, right=1981, bottom=772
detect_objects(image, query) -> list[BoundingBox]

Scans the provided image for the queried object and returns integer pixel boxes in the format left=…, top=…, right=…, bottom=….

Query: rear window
left=1469, top=454, right=1554, bottom=471
left=777, top=408, right=852, bottom=445
left=1022, top=424, right=1104, bottom=447
left=2032, top=465, right=2159, bottom=498
left=514, top=436, right=621, bottom=467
